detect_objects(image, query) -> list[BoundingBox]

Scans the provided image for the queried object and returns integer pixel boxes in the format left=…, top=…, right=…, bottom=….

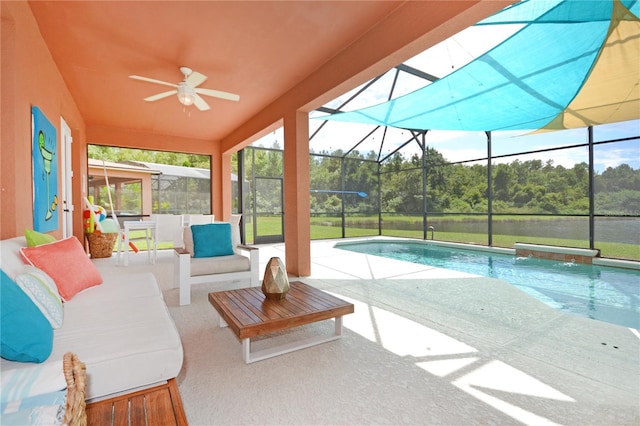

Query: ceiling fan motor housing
left=180, top=66, right=193, bottom=78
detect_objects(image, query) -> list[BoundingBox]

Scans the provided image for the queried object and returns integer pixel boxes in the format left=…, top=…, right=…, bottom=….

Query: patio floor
left=92, top=237, right=640, bottom=425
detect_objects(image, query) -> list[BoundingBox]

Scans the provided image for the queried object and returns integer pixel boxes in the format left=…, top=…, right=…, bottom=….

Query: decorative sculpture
left=261, top=257, right=290, bottom=300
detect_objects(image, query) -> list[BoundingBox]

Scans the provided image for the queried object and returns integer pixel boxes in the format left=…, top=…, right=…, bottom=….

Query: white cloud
left=593, top=143, right=640, bottom=171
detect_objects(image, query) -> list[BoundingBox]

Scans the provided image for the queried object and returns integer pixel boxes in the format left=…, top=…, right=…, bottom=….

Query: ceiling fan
left=129, top=66, right=239, bottom=111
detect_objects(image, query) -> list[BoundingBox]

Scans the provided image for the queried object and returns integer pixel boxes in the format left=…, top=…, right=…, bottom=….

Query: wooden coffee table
left=208, top=281, right=354, bottom=363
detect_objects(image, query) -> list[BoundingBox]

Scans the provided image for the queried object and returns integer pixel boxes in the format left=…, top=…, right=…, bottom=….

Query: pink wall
left=1, top=2, right=86, bottom=240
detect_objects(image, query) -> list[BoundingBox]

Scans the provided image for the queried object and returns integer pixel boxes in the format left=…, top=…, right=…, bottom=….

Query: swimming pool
left=336, top=241, right=640, bottom=329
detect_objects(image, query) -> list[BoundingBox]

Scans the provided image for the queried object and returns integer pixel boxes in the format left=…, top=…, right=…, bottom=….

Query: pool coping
left=334, top=236, right=640, bottom=271
left=593, top=257, right=640, bottom=271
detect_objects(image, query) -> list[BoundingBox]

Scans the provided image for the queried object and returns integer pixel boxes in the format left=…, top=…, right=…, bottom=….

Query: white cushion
left=183, top=226, right=195, bottom=256
left=0, top=271, right=183, bottom=400
left=68, top=271, right=161, bottom=305
left=229, top=214, right=241, bottom=253
left=189, top=254, right=250, bottom=277
left=59, top=288, right=183, bottom=399
left=0, top=237, right=28, bottom=279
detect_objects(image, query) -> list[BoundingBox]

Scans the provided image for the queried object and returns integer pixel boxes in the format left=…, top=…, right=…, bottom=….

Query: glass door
left=253, top=177, right=284, bottom=244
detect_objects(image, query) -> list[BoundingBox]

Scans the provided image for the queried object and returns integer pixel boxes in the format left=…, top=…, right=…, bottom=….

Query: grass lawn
left=120, top=215, right=639, bottom=261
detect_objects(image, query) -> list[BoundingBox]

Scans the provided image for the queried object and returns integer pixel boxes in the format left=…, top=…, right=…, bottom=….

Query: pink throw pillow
left=20, top=237, right=103, bottom=301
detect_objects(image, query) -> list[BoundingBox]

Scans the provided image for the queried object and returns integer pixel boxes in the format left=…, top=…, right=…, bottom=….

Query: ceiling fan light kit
left=129, top=66, right=239, bottom=111
left=177, top=84, right=196, bottom=106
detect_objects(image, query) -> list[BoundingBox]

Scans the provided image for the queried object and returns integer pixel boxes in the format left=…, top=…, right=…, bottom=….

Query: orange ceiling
left=28, top=1, right=509, bottom=143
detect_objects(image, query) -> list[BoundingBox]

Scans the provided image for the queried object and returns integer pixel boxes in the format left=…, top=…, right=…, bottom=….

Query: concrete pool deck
left=97, top=237, right=640, bottom=425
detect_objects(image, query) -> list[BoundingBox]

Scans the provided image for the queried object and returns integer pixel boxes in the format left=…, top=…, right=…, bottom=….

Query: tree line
left=305, top=147, right=639, bottom=216
left=89, top=144, right=639, bottom=217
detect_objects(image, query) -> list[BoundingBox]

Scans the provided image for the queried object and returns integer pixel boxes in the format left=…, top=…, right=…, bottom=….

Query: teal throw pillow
left=1, top=269, right=54, bottom=363
left=191, top=223, right=234, bottom=258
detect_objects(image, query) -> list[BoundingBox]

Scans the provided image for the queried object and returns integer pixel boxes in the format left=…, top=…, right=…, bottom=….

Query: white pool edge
left=334, top=236, right=640, bottom=270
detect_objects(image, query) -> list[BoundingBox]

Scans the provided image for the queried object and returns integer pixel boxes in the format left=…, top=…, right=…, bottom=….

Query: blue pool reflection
left=337, top=241, right=640, bottom=329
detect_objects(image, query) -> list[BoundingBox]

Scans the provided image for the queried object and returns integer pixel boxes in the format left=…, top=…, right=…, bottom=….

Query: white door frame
left=60, top=117, right=74, bottom=238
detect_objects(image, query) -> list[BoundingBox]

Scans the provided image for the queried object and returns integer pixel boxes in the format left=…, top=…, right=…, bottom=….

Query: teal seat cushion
left=1, top=269, right=53, bottom=363
left=191, top=223, right=234, bottom=258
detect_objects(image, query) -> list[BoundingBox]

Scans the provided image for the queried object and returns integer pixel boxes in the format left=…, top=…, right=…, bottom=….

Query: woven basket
left=63, top=352, right=87, bottom=426
left=86, top=232, right=117, bottom=258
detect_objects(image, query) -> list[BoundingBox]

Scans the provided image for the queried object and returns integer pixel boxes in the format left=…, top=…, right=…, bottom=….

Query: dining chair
left=185, top=214, right=215, bottom=226
left=150, top=214, right=184, bottom=263
left=115, top=215, right=154, bottom=266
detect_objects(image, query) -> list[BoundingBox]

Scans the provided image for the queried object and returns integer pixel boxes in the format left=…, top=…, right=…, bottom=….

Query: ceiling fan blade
left=144, top=90, right=177, bottom=102
left=193, top=94, right=210, bottom=111
left=195, top=88, right=240, bottom=102
left=129, top=75, right=178, bottom=88
left=186, top=71, right=207, bottom=88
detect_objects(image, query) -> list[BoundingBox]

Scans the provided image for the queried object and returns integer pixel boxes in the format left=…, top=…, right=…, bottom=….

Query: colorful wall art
left=32, top=106, right=58, bottom=232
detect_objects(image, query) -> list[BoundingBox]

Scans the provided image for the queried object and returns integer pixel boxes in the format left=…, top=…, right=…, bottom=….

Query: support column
left=420, top=131, right=427, bottom=240
left=588, top=126, right=595, bottom=250
left=486, top=131, right=493, bottom=247
left=283, top=110, right=311, bottom=276
left=141, top=177, right=152, bottom=216
left=210, top=144, right=227, bottom=220
left=219, top=152, right=232, bottom=220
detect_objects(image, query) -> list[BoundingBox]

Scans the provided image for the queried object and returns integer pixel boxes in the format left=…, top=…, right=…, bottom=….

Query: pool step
left=514, top=243, right=599, bottom=264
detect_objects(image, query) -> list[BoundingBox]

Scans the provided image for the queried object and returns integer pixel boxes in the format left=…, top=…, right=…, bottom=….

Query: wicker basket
left=86, top=232, right=117, bottom=258
left=63, top=352, right=87, bottom=426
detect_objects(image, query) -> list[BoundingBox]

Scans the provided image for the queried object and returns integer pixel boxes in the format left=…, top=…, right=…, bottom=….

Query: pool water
left=337, top=241, right=640, bottom=329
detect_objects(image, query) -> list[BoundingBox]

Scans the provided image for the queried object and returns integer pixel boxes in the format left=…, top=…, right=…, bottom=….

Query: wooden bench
left=86, top=379, right=187, bottom=425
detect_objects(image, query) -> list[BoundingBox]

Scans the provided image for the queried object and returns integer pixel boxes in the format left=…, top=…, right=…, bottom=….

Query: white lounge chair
left=174, top=215, right=258, bottom=305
